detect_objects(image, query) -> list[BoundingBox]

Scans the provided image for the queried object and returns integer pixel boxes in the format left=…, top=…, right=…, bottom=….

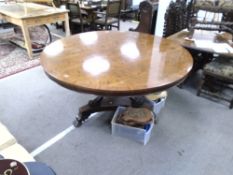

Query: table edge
left=43, top=70, right=191, bottom=96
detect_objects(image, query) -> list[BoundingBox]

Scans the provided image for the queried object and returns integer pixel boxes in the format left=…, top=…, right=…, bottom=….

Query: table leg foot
left=73, top=119, right=82, bottom=127
left=74, top=96, right=154, bottom=127
left=73, top=112, right=91, bottom=127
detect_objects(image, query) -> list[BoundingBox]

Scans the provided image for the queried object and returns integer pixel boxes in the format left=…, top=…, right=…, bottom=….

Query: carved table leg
left=73, top=96, right=154, bottom=127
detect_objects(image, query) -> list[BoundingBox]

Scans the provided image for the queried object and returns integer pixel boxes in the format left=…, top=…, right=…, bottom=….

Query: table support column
left=73, top=96, right=154, bottom=127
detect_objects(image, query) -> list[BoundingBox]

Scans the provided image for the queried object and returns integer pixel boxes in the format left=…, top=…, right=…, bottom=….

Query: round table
left=40, top=31, right=193, bottom=126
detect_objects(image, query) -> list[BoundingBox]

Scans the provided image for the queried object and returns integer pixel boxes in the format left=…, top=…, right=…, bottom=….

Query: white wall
left=155, top=0, right=172, bottom=36
left=132, top=0, right=144, bottom=6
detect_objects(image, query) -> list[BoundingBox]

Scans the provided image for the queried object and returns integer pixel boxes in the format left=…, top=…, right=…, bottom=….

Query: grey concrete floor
left=0, top=66, right=233, bottom=175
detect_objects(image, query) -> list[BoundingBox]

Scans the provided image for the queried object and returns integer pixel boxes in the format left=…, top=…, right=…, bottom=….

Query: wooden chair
left=94, top=0, right=122, bottom=30
left=129, top=0, right=158, bottom=34
left=66, top=2, right=90, bottom=33
left=163, top=0, right=212, bottom=72
left=197, top=55, right=233, bottom=109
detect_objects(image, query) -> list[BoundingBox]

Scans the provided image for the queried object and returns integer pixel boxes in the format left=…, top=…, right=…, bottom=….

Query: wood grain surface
left=40, top=31, right=193, bottom=96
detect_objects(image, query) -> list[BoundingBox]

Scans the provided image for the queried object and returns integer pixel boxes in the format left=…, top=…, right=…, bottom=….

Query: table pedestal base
left=73, top=96, right=154, bottom=127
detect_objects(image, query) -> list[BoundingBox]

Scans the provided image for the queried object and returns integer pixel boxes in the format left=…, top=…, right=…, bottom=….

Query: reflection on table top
left=40, top=31, right=193, bottom=96
left=0, top=2, right=68, bottom=19
left=168, top=29, right=233, bottom=56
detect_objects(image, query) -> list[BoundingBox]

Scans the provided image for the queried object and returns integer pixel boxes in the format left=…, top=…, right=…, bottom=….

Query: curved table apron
left=40, top=31, right=193, bottom=126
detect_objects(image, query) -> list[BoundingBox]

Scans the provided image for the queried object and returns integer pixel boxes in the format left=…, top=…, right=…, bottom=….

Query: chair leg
left=230, top=99, right=233, bottom=109
left=105, top=24, right=108, bottom=30
left=81, top=24, right=84, bottom=32
left=197, top=75, right=205, bottom=96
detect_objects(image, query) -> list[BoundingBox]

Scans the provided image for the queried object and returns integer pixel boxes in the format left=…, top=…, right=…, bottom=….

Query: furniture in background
left=40, top=31, right=193, bottom=127
left=163, top=0, right=191, bottom=37
left=76, top=0, right=107, bottom=31
left=188, top=0, right=233, bottom=37
left=120, top=0, right=139, bottom=21
left=66, top=2, right=90, bottom=33
left=13, top=25, right=53, bottom=53
left=0, top=2, right=70, bottom=59
left=129, top=0, right=158, bottom=34
left=169, top=29, right=233, bottom=108
left=168, top=30, right=223, bottom=70
left=94, top=0, right=121, bottom=30
left=197, top=55, right=233, bottom=109
left=164, top=0, right=233, bottom=108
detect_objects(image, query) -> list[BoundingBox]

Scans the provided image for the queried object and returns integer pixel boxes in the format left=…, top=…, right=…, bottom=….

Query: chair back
left=193, top=0, right=233, bottom=13
left=106, top=0, right=121, bottom=18
left=66, top=2, right=82, bottom=19
left=130, top=0, right=158, bottom=34
left=163, top=0, right=190, bottom=37
left=188, top=0, right=233, bottom=37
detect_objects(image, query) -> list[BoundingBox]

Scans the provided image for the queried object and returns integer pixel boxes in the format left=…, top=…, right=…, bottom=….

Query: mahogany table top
left=40, top=31, right=193, bottom=96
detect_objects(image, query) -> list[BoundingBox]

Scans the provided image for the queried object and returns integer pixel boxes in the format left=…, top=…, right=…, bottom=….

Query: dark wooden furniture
left=163, top=0, right=191, bottom=37
left=77, top=1, right=107, bottom=30
left=40, top=31, right=193, bottom=126
left=94, top=0, right=121, bottom=30
left=168, top=29, right=233, bottom=108
left=129, top=0, right=158, bottom=34
left=168, top=29, right=233, bottom=57
left=168, top=29, right=233, bottom=70
left=120, top=0, right=139, bottom=21
left=66, top=2, right=90, bottom=33
left=188, top=0, right=233, bottom=37
left=198, top=56, right=233, bottom=109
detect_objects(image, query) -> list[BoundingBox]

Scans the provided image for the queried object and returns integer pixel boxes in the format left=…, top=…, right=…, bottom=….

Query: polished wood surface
left=168, top=29, right=233, bottom=56
left=41, top=31, right=193, bottom=96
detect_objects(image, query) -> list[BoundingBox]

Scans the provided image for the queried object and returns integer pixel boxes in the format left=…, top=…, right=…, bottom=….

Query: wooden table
left=0, top=2, right=70, bottom=59
left=80, top=1, right=107, bottom=26
left=40, top=31, right=193, bottom=126
left=80, top=2, right=106, bottom=11
left=168, top=29, right=233, bottom=57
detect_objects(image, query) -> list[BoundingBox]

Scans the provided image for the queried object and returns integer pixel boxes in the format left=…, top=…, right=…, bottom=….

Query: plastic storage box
left=152, top=97, right=166, bottom=115
left=146, top=91, right=167, bottom=116
left=111, top=107, right=154, bottom=145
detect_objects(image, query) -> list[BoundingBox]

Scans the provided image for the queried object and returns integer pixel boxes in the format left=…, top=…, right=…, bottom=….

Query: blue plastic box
left=152, top=97, right=166, bottom=115
left=111, top=107, right=154, bottom=145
